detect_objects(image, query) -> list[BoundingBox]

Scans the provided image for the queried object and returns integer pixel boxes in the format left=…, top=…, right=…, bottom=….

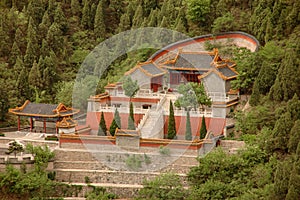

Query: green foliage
left=128, top=102, right=135, bottom=130
left=200, top=116, right=207, bottom=139
left=175, top=82, right=211, bottom=110
left=45, top=135, right=59, bottom=141
left=288, top=120, right=300, bottom=154
left=144, top=153, right=151, bottom=165
left=159, top=145, right=170, bottom=156
left=125, top=154, right=142, bottom=170
left=109, top=109, right=120, bottom=136
left=6, top=141, right=24, bottom=157
left=186, top=0, right=211, bottom=23
left=122, top=76, right=139, bottom=99
left=185, top=110, right=192, bottom=140
left=137, top=173, right=186, bottom=200
left=25, top=144, right=54, bottom=172
left=85, top=186, right=117, bottom=200
left=85, top=176, right=91, bottom=184
left=98, top=112, right=107, bottom=136
left=167, top=100, right=176, bottom=139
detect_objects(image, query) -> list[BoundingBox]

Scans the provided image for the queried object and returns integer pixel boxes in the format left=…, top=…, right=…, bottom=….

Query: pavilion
left=9, top=100, right=80, bottom=133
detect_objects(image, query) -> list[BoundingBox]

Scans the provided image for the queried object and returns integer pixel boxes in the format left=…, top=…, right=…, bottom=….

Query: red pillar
left=30, top=117, right=33, bottom=132
left=17, top=116, right=20, bottom=131
left=43, top=119, right=46, bottom=133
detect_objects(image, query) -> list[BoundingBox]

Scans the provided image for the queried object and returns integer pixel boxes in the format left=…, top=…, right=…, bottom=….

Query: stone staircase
left=53, top=147, right=199, bottom=198
left=140, top=110, right=163, bottom=138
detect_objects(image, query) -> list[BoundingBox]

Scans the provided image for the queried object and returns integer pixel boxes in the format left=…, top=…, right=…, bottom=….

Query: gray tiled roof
left=17, top=102, right=58, bottom=115
left=218, top=66, right=237, bottom=77
left=174, top=54, right=214, bottom=69
left=141, top=63, right=164, bottom=76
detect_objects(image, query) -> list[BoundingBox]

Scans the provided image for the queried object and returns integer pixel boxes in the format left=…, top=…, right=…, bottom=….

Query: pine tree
left=185, top=110, right=192, bottom=140
left=27, top=0, right=45, bottom=25
left=132, top=4, right=143, bottom=28
left=16, top=67, right=31, bottom=104
left=38, top=12, right=51, bottom=42
left=110, top=109, right=121, bottom=136
left=94, top=0, right=106, bottom=39
left=28, top=60, right=42, bottom=90
left=118, top=13, right=131, bottom=33
left=54, top=3, right=68, bottom=34
left=286, top=142, right=300, bottom=199
left=128, top=102, right=135, bottom=130
left=81, top=0, right=92, bottom=29
left=98, top=112, right=107, bottom=136
left=14, top=27, right=27, bottom=55
left=148, top=9, right=157, bottom=27
left=200, top=116, right=207, bottom=139
left=9, top=41, right=21, bottom=66
left=167, top=100, right=176, bottom=139
left=71, top=0, right=81, bottom=17
left=288, top=120, right=300, bottom=154
left=46, top=23, right=63, bottom=54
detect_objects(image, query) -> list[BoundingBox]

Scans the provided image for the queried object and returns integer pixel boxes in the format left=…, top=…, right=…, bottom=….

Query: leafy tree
left=212, top=12, right=235, bottom=33
left=98, top=111, right=107, bottom=136
left=94, top=0, right=106, bottom=39
left=185, top=110, right=192, bottom=140
left=122, top=76, right=139, bottom=100
left=200, top=115, right=207, bottom=139
left=137, top=173, right=186, bottom=200
left=167, top=100, right=176, bottom=139
left=55, top=81, right=74, bottom=107
left=109, top=109, right=120, bottom=136
left=128, top=102, right=135, bottom=130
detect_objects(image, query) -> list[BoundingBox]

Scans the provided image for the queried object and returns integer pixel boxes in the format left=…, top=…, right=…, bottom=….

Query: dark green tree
left=200, top=115, right=207, bottom=139
left=109, top=109, right=121, bottom=136
left=128, top=102, right=135, bottom=130
left=94, top=0, right=106, bottom=39
left=186, top=0, right=211, bottom=23
left=288, top=120, right=300, bottom=154
left=167, top=100, right=176, bottom=139
left=98, top=112, right=107, bottom=136
left=118, top=13, right=131, bottom=33
left=9, top=41, right=21, bottom=66
left=71, top=0, right=81, bottom=16
left=0, top=79, right=9, bottom=121
left=185, top=110, right=192, bottom=140
left=28, top=60, right=42, bottom=90
left=132, top=4, right=143, bottom=28
left=6, top=141, right=24, bottom=157
left=54, top=3, right=68, bottom=34
left=81, top=0, right=92, bottom=29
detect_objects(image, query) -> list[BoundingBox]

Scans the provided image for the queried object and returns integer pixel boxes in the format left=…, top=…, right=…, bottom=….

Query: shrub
left=144, top=153, right=151, bottom=165
left=125, top=154, right=142, bottom=170
left=45, top=135, right=59, bottom=141
left=84, top=176, right=91, bottom=184
left=159, top=145, right=170, bottom=156
left=0, top=133, right=5, bottom=137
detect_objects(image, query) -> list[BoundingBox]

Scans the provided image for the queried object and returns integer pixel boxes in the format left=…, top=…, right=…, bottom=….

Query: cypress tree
left=185, top=110, right=192, bottom=140
left=167, top=100, right=176, bottom=139
left=288, top=120, right=300, bottom=154
left=118, top=13, right=131, bottom=33
left=200, top=115, right=207, bottom=139
left=71, top=0, right=81, bottom=17
left=132, top=4, right=143, bottom=28
left=54, top=3, right=68, bottom=34
left=98, top=112, right=107, bottom=136
left=81, top=0, right=92, bottom=29
left=14, top=27, right=27, bottom=55
left=94, top=0, right=106, bottom=39
left=9, top=41, right=21, bottom=66
left=128, top=102, right=135, bottom=130
left=28, top=60, right=42, bottom=90
left=46, top=22, right=63, bottom=54
left=110, top=108, right=121, bottom=136
left=148, top=9, right=157, bottom=27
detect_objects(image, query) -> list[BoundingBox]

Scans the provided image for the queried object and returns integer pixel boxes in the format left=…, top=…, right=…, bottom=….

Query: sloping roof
left=125, top=61, right=166, bottom=77
left=217, top=66, right=238, bottom=78
left=174, top=53, right=214, bottom=70
left=9, top=100, right=80, bottom=118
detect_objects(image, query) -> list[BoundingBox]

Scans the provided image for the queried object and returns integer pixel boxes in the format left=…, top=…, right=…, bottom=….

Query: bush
left=0, top=132, right=5, bottom=137
left=125, top=155, right=142, bottom=170
left=85, top=176, right=91, bottom=184
left=144, top=153, right=151, bottom=165
left=45, top=135, right=59, bottom=141
left=159, top=145, right=170, bottom=156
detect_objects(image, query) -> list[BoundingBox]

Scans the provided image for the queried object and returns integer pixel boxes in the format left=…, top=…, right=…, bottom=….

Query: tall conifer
left=167, top=100, right=176, bottom=139
left=185, top=110, right=192, bottom=140
left=200, top=116, right=207, bottom=139
left=94, top=0, right=106, bottom=39
left=128, top=102, right=135, bottom=130
left=98, top=112, right=107, bottom=136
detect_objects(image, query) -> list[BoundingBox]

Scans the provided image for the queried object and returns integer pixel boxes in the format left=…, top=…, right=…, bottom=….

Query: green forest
left=0, top=0, right=300, bottom=199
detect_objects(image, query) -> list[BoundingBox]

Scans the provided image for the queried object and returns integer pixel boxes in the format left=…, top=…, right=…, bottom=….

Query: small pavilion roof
left=125, top=61, right=166, bottom=77
left=56, top=117, right=77, bottom=128
left=9, top=100, right=80, bottom=118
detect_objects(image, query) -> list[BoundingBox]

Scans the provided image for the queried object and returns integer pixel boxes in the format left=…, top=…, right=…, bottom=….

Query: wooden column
left=43, top=119, right=46, bottom=133
left=30, top=117, right=33, bottom=132
left=17, top=116, right=20, bottom=131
